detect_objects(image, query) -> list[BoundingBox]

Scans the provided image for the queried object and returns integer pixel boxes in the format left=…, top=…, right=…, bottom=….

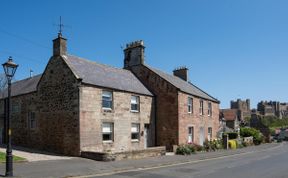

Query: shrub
left=240, top=127, right=264, bottom=145
left=176, top=144, right=195, bottom=155
left=203, top=139, right=223, bottom=152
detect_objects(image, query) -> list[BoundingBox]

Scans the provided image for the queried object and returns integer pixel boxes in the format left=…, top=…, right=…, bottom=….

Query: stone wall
left=129, top=65, right=179, bottom=150
left=0, top=93, right=38, bottom=146
left=79, top=85, right=155, bottom=153
left=0, top=56, right=81, bottom=156
left=36, top=56, right=80, bottom=156
left=178, top=92, right=219, bottom=145
left=81, top=146, right=165, bottom=161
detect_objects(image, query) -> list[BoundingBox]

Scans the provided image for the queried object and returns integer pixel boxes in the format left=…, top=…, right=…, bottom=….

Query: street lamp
left=2, top=56, right=18, bottom=177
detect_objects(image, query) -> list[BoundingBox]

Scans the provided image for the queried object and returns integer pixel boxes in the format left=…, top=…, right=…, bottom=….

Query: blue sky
left=0, top=0, right=287, bottom=108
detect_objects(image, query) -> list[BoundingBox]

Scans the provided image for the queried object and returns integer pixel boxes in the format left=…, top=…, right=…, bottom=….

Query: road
left=94, top=143, right=288, bottom=178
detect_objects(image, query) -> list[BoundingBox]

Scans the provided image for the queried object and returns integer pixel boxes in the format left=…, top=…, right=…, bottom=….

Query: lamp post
left=2, top=56, right=18, bottom=177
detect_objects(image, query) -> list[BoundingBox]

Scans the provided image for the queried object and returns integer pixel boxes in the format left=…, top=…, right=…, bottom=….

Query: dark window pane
left=131, top=133, right=139, bottom=140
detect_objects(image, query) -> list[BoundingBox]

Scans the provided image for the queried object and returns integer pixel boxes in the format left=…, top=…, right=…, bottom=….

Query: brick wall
left=79, top=85, right=154, bottom=153
left=178, top=92, right=219, bottom=145
left=130, top=65, right=179, bottom=150
left=129, top=65, right=219, bottom=148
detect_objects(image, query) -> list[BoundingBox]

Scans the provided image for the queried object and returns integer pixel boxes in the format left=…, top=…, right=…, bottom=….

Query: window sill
left=103, top=140, right=113, bottom=144
left=131, top=110, right=139, bottom=113
left=102, top=108, right=112, bottom=112
left=131, top=139, right=140, bottom=143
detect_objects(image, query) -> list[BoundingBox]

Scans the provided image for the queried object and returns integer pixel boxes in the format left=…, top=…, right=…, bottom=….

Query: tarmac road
left=93, top=143, right=288, bottom=178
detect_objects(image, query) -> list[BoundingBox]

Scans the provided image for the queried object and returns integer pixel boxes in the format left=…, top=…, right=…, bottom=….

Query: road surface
left=95, top=143, right=288, bottom=178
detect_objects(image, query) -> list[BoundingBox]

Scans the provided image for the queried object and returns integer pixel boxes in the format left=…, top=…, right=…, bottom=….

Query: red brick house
left=123, top=41, right=220, bottom=150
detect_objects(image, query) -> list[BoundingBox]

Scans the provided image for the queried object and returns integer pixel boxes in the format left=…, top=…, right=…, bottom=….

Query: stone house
left=220, top=109, right=240, bottom=130
left=123, top=41, right=220, bottom=149
left=0, top=34, right=220, bottom=156
left=0, top=34, right=155, bottom=156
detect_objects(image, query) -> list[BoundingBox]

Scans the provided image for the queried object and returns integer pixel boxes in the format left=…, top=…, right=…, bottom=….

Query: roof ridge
left=12, top=73, right=42, bottom=84
left=67, top=54, right=131, bottom=74
left=187, top=81, right=219, bottom=103
left=145, top=64, right=219, bottom=103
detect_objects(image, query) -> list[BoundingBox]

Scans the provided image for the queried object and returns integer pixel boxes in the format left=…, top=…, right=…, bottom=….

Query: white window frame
left=102, top=122, right=114, bottom=142
left=208, top=102, right=212, bottom=116
left=188, top=126, right=194, bottom=143
left=28, top=111, right=36, bottom=129
left=208, top=127, right=212, bottom=141
left=188, top=97, right=193, bottom=113
left=200, top=100, right=204, bottom=115
left=131, top=123, right=140, bottom=141
left=131, top=96, right=140, bottom=112
left=102, top=91, right=113, bottom=110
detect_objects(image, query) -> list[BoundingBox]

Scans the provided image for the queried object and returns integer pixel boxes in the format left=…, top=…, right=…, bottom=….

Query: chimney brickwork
left=53, top=35, right=67, bottom=56
left=173, top=67, right=188, bottom=81
left=123, top=40, right=145, bottom=69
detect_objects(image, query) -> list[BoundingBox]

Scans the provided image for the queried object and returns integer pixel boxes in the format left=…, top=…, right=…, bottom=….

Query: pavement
left=0, top=145, right=73, bottom=162
left=0, top=143, right=282, bottom=178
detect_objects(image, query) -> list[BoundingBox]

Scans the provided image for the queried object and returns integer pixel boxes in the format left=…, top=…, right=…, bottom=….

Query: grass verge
left=0, top=151, right=26, bottom=163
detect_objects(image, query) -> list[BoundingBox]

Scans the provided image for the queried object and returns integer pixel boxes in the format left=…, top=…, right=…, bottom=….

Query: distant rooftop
left=0, top=74, right=41, bottom=99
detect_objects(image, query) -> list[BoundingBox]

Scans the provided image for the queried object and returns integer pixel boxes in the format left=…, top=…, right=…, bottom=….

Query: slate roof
left=63, top=55, right=152, bottom=96
left=146, top=66, right=219, bottom=102
left=0, top=74, right=42, bottom=99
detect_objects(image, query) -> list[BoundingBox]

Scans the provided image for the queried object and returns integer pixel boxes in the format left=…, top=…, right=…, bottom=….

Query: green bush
left=240, top=127, right=264, bottom=145
left=204, top=139, right=223, bottom=152
left=176, top=144, right=195, bottom=155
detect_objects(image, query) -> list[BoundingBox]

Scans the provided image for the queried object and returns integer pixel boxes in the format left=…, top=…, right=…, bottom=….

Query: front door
left=199, top=127, right=205, bottom=146
left=144, top=124, right=150, bottom=148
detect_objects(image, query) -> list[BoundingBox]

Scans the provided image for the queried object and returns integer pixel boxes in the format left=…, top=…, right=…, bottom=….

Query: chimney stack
left=173, top=66, right=189, bottom=81
left=123, top=40, right=145, bottom=69
left=53, top=34, right=67, bottom=56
